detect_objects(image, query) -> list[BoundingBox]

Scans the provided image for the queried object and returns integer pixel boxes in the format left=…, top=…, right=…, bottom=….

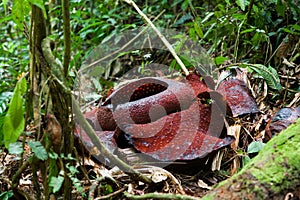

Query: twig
left=124, top=0, right=190, bottom=76
left=94, top=187, right=126, bottom=200
left=124, top=192, right=200, bottom=200
left=136, top=165, right=185, bottom=194
left=72, top=96, right=152, bottom=184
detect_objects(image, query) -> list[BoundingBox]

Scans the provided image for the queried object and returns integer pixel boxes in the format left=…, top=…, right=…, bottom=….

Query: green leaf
left=101, top=184, right=113, bottom=195
left=0, top=190, right=13, bottom=200
left=242, top=155, right=251, bottom=166
left=201, top=12, right=214, bottom=23
left=292, top=24, right=300, bottom=32
left=194, top=22, right=203, bottom=38
left=247, top=141, right=265, bottom=154
left=189, top=28, right=196, bottom=41
left=232, top=13, right=246, bottom=20
left=2, top=0, right=8, bottom=13
left=28, top=141, right=48, bottom=160
left=12, top=0, right=31, bottom=29
left=8, top=142, right=23, bottom=155
left=241, top=28, right=256, bottom=34
left=3, top=77, right=27, bottom=148
left=247, top=64, right=282, bottom=90
left=19, top=77, right=27, bottom=94
left=236, top=0, right=246, bottom=11
left=49, top=175, right=64, bottom=193
left=49, top=151, right=59, bottom=159
left=224, top=0, right=231, bottom=5
left=49, top=157, right=59, bottom=179
left=174, top=13, right=193, bottom=26
left=215, top=56, right=228, bottom=65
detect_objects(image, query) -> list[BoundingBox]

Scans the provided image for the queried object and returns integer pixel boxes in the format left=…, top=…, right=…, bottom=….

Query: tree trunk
left=202, top=119, right=300, bottom=199
left=30, top=4, right=73, bottom=199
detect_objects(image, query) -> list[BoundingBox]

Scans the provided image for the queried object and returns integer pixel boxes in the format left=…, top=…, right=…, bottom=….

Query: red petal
left=217, top=79, right=259, bottom=117
left=110, top=77, right=196, bottom=126
left=97, top=107, right=117, bottom=131
left=186, top=73, right=211, bottom=95
left=124, top=101, right=233, bottom=161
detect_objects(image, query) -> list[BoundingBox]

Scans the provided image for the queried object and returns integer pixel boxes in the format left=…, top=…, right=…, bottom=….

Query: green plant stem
left=233, top=19, right=246, bottom=63
left=72, top=96, right=152, bottom=184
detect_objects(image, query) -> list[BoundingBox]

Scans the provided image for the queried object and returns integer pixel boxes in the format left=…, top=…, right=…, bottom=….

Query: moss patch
left=202, top=119, right=300, bottom=199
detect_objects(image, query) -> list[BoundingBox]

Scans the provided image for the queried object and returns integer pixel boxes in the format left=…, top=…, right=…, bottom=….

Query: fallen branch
left=94, top=187, right=126, bottom=200
left=124, top=192, right=200, bottom=200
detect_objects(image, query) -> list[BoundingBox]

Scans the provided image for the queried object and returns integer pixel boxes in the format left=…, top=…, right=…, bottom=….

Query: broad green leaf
left=247, top=141, right=265, bottom=154
left=49, top=175, right=64, bottom=193
left=215, top=56, right=228, bottom=65
left=8, top=142, right=23, bottom=155
left=248, top=64, right=282, bottom=90
left=3, top=77, right=27, bottom=148
left=20, top=77, right=27, bottom=93
left=12, top=0, right=30, bottom=29
left=28, top=141, right=48, bottom=161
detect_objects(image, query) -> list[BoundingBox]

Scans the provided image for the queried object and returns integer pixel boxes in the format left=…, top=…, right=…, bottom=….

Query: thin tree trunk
left=202, top=119, right=300, bottom=199
left=61, top=1, right=73, bottom=198
left=30, top=4, right=74, bottom=199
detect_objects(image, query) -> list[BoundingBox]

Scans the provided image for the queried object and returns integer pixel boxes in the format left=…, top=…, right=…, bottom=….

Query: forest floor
left=0, top=53, right=299, bottom=199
